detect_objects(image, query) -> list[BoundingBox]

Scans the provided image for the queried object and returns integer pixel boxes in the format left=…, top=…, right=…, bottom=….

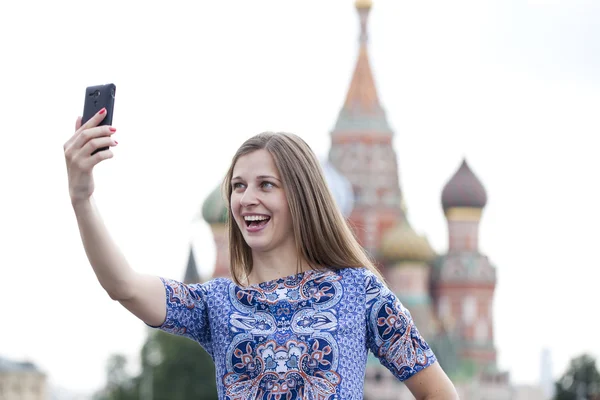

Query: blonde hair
left=222, top=132, right=385, bottom=286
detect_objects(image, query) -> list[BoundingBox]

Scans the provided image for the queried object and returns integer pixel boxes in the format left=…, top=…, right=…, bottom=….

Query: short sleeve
left=148, top=277, right=212, bottom=356
left=364, top=270, right=437, bottom=381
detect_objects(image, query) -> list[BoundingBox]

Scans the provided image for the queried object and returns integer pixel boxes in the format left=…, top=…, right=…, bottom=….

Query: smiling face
left=230, top=149, right=295, bottom=255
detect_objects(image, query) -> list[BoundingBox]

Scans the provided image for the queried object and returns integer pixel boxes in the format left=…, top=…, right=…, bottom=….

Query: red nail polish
left=109, top=127, right=117, bottom=132
left=99, top=108, right=106, bottom=115
left=114, top=141, right=119, bottom=145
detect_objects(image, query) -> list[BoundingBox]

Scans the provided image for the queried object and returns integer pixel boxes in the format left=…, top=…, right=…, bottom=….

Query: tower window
left=462, top=296, right=477, bottom=324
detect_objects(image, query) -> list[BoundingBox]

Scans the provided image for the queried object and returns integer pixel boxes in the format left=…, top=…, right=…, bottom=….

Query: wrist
left=71, top=196, right=94, bottom=214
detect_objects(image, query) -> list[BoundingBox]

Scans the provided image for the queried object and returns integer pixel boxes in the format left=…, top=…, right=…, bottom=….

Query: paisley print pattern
left=154, top=268, right=436, bottom=399
left=364, top=272, right=437, bottom=381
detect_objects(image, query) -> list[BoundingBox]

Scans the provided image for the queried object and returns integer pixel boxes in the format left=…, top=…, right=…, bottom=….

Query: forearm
left=405, top=362, right=459, bottom=400
left=72, top=197, right=137, bottom=300
left=422, top=392, right=459, bottom=400
left=421, top=384, right=460, bottom=400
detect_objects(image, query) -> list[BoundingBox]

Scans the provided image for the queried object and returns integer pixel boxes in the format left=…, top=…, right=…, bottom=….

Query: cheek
left=277, top=197, right=293, bottom=228
left=230, top=195, right=241, bottom=218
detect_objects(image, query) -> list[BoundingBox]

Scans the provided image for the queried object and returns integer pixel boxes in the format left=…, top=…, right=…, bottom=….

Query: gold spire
left=355, top=0, right=373, bottom=9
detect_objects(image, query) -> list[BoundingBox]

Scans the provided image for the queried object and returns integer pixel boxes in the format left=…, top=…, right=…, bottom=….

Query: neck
left=247, top=245, right=312, bottom=286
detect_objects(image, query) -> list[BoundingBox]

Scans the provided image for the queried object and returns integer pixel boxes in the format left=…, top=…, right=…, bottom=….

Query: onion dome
left=202, top=184, right=228, bottom=225
left=441, top=158, right=487, bottom=211
left=321, top=159, right=355, bottom=217
left=381, top=222, right=436, bottom=262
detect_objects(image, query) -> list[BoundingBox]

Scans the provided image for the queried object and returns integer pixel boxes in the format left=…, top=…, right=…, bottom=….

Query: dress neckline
left=242, top=267, right=334, bottom=290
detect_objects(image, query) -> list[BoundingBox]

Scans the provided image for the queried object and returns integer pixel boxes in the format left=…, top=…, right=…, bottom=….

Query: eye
left=261, top=181, right=275, bottom=189
left=232, top=182, right=245, bottom=190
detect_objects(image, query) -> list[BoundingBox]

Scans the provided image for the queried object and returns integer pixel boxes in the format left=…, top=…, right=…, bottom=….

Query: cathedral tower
left=329, top=0, right=405, bottom=258
left=432, top=159, right=498, bottom=372
left=183, top=246, right=201, bottom=284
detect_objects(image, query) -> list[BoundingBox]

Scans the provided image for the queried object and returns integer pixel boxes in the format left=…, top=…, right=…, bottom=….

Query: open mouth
left=244, top=216, right=271, bottom=229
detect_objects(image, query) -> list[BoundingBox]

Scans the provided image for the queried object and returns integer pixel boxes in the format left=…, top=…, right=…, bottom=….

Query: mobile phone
left=82, top=83, right=116, bottom=155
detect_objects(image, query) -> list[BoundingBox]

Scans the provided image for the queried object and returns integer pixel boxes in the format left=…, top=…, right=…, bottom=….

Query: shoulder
left=199, top=277, right=238, bottom=299
left=334, top=266, right=384, bottom=294
left=160, top=276, right=234, bottom=298
left=204, top=276, right=234, bottom=289
left=335, top=266, right=369, bottom=278
left=336, top=266, right=384, bottom=283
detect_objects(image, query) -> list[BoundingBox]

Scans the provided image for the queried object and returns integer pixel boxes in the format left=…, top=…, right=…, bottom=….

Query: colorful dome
left=321, top=159, right=355, bottom=217
left=381, top=222, right=435, bottom=262
left=202, top=184, right=228, bottom=225
left=441, top=159, right=487, bottom=211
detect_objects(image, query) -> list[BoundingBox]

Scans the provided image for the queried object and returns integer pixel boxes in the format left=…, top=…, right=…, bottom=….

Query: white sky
left=1, top=0, right=599, bottom=396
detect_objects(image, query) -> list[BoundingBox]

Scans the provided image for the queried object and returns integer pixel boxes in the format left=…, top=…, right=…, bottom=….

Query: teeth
left=244, top=215, right=269, bottom=221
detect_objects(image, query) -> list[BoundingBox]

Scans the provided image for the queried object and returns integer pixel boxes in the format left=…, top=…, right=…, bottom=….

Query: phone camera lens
left=94, top=90, right=101, bottom=98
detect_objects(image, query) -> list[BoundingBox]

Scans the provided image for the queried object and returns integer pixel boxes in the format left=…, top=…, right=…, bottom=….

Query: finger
left=78, top=108, right=108, bottom=133
left=65, top=112, right=99, bottom=149
left=72, top=125, right=117, bottom=150
left=64, top=116, right=85, bottom=150
left=79, top=136, right=118, bottom=158
left=79, top=148, right=114, bottom=171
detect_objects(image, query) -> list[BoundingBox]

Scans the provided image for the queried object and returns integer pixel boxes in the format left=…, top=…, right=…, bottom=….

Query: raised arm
left=64, top=111, right=166, bottom=327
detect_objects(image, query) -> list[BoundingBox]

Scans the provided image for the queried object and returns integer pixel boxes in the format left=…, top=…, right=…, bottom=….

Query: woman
left=64, top=109, right=459, bottom=399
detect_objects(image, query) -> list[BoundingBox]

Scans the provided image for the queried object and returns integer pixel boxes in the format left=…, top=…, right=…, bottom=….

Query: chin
left=243, top=237, right=273, bottom=252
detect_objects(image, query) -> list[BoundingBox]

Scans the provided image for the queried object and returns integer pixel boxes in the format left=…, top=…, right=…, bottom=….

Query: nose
left=240, top=186, right=259, bottom=207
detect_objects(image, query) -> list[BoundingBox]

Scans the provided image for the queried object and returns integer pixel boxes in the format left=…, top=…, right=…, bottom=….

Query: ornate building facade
left=195, top=1, right=514, bottom=398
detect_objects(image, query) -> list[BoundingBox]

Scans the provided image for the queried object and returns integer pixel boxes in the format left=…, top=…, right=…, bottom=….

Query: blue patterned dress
left=153, top=267, right=437, bottom=399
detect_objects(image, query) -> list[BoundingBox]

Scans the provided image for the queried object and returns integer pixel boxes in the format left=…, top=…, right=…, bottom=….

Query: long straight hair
left=222, top=132, right=385, bottom=286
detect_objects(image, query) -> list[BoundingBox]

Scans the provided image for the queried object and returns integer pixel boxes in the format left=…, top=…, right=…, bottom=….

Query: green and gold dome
left=381, top=221, right=436, bottom=263
left=201, top=184, right=228, bottom=225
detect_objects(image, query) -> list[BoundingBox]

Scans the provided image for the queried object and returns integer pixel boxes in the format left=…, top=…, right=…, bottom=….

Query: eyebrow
left=232, top=175, right=281, bottom=182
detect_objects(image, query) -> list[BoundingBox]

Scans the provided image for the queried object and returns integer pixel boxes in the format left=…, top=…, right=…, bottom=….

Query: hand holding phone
left=82, top=84, right=116, bottom=155
left=63, top=86, right=118, bottom=205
